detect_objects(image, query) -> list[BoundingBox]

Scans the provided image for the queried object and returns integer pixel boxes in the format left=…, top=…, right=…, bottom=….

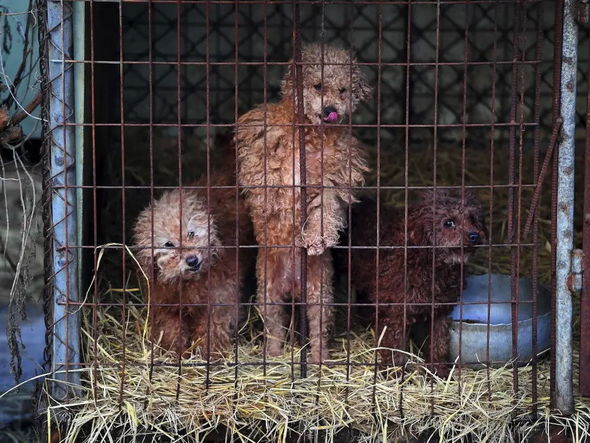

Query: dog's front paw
left=307, top=237, right=328, bottom=255
left=298, top=235, right=328, bottom=255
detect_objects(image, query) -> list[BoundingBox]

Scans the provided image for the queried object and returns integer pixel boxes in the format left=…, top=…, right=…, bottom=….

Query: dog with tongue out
left=235, top=43, right=372, bottom=364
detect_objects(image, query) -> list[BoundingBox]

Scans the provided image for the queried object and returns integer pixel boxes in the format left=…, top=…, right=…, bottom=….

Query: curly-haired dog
left=350, top=190, right=485, bottom=373
left=133, top=175, right=252, bottom=357
left=235, top=44, right=371, bottom=362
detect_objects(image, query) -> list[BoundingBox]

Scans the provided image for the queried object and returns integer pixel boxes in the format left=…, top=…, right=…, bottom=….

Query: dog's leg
left=256, top=249, right=289, bottom=357
left=301, top=191, right=344, bottom=256
left=150, top=305, right=188, bottom=354
left=376, top=306, right=410, bottom=368
left=197, top=291, right=236, bottom=359
left=423, top=314, right=451, bottom=377
left=305, top=253, right=334, bottom=363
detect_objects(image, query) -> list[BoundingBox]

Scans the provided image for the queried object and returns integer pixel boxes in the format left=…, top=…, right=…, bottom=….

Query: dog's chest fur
left=236, top=100, right=366, bottom=241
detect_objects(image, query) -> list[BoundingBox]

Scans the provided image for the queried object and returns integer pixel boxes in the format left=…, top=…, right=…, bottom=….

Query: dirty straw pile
left=49, top=294, right=589, bottom=443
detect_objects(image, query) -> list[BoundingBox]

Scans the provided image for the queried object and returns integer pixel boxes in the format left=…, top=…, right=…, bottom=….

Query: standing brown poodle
left=133, top=175, right=252, bottom=358
left=235, top=44, right=371, bottom=362
left=349, top=190, right=485, bottom=373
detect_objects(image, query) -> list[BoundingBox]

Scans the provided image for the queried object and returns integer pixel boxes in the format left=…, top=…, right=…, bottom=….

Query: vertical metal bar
left=175, top=0, right=187, bottom=398
left=550, top=0, right=564, bottom=408
left=457, top=0, right=471, bottom=386
left=429, top=0, right=441, bottom=413
left=507, top=1, right=521, bottom=398
left=397, top=1, right=412, bottom=417
left=88, top=0, right=98, bottom=404
left=116, top=0, right=128, bottom=407
left=530, top=2, right=545, bottom=414
left=513, top=1, right=527, bottom=397
left=579, top=22, right=590, bottom=398
left=292, top=0, right=308, bottom=377
left=232, top=0, right=240, bottom=391
left=47, top=0, right=79, bottom=399
left=73, top=1, right=84, bottom=286
left=204, top=0, right=213, bottom=386
left=485, top=1, right=499, bottom=394
left=554, top=0, right=577, bottom=415
left=369, top=1, right=384, bottom=407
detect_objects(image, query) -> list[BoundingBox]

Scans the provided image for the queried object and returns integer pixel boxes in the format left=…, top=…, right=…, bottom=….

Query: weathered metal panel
left=554, top=0, right=577, bottom=414
left=47, top=0, right=80, bottom=399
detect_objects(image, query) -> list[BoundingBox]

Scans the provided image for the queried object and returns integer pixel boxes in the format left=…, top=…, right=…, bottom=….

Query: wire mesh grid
left=41, top=0, right=588, bottom=441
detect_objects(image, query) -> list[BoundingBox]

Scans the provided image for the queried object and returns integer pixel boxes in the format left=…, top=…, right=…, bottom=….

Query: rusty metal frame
left=553, top=0, right=577, bottom=415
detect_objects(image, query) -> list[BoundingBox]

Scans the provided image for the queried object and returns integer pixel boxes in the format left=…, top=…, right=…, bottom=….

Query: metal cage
left=42, top=0, right=586, bottom=440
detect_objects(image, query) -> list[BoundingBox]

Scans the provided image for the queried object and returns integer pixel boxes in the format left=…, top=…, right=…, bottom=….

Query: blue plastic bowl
left=448, top=273, right=551, bottom=366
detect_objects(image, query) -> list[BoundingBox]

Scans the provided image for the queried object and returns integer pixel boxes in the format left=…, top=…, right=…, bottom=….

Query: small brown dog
left=133, top=176, right=252, bottom=357
left=349, top=190, right=486, bottom=373
left=235, top=44, right=371, bottom=362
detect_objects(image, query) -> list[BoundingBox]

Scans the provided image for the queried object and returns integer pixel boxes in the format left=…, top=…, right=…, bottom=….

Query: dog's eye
left=339, top=87, right=347, bottom=94
left=164, top=241, right=175, bottom=248
left=444, top=220, right=456, bottom=228
left=188, top=231, right=195, bottom=239
left=314, top=83, right=322, bottom=91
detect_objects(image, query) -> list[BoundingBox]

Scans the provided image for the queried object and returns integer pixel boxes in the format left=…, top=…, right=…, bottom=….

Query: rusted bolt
left=559, top=202, right=569, bottom=212
left=567, top=272, right=583, bottom=292
left=566, top=80, right=575, bottom=92
left=568, top=249, right=583, bottom=292
left=566, top=274, right=578, bottom=292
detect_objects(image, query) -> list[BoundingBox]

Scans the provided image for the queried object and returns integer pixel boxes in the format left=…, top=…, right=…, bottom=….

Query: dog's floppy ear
left=403, top=204, right=434, bottom=246
left=280, top=62, right=295, bottom=98
left=353, top=66, right=372, bottom=103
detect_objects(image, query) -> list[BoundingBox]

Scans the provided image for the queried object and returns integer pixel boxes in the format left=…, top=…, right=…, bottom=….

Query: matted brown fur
left=349, top=190, right=486, bottom=374
left=133, top=173, right=253, bottom=357
left=235, top=44, right=371, bottom=362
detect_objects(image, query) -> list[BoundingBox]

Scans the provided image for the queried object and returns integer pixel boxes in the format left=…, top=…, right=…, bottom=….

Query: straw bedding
left=52, top=295, right=590, bottom=443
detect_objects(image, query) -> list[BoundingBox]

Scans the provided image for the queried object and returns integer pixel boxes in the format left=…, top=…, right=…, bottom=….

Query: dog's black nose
left=468, top=232, right=481, bottom=244
left=185, top=255, right=201, bottom=270
left=322, top=106, right=337, bottom=117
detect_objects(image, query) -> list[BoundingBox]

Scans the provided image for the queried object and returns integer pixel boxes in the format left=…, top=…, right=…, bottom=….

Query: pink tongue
left=324, top=111, right=339, bottom=122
